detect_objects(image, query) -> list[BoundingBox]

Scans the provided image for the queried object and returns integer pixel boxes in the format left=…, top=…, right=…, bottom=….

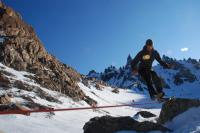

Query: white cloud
left=180, top=47, right=189, bottom=52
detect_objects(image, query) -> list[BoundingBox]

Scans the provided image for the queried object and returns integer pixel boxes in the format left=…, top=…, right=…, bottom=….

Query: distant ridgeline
left=88, top=55, right=200, bottom=91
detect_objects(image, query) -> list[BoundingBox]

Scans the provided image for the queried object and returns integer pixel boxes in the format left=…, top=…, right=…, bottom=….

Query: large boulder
left=158, top=98, right=200, bottom=124
left=83, top=98, right=200, bottom=133
left=83, top=115, right=171, bottom=133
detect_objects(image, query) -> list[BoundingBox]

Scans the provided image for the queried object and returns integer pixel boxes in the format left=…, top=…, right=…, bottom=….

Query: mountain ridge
left=88, top=55, right=200, bottom=93
left=0, top=1, right=96, bottom=105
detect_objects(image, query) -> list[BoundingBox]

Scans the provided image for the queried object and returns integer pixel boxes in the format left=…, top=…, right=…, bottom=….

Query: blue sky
left=4, top=0, right=200, bottom=74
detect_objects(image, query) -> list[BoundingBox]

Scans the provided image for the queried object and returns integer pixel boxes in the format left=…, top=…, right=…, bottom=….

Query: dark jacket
left=131, top=45, right=169, bottom=71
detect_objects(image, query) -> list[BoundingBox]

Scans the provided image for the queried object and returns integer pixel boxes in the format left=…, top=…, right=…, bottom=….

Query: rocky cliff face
left=0, top=2, right=95, bottom=104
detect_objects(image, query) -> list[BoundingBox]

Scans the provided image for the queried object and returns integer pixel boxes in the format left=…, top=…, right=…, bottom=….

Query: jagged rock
left=112, top=88, right=119, bottom=94
left=162, top=56, right=197, bottom=85
left=187, top=58, right=198, bottom=64
left=87, top=70, right=100, bottom=79
left=0, top=103, right=20, bottom=111
left=0, top=74, right=11, bottom=88
left=95, top=79, right=108, bottom=87
left=10, top=79, right=63, bottom=103
left=83, top=115, right=171, bottom=133
left=82, top=78, right=89, bottom=87
left=95, top=83, right=102, bottom=90
left=36, top=88, right=61, bottom=104
left=84, top=96, right=97, bottom=107
left=158, top=98, right=200, bottom=124
left=101, top=66, right=118, bottom=82
left=0, top=102, right=50, bottom=115
left=162, top=55, right=183, bottom=70
left=21, top=95, right=35, bottom=103
left=174, top=68, right=196, bottom=85
left=0, top=3, right=97, bottom=105
left=13, top=80, right=34, bottom=91
left=20, top=95, right=52, bottom=110
left=0, top=94, right=11, bottom=104
left=5, top=7, right=15, bottom=17
left=134, top=111, right=156, bottom=118
left=0, top=69, right=15, bottom=77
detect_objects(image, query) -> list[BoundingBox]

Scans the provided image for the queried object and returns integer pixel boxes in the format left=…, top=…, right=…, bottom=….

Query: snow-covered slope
left=88, top=55, right=200, bottom=98
left=0, top=63, right=161, bottom=133
left=1, top=60, right=200, bottom=133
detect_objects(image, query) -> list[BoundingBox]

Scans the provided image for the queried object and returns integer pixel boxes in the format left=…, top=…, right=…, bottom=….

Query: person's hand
left=132, top=69, right=138, bottom=75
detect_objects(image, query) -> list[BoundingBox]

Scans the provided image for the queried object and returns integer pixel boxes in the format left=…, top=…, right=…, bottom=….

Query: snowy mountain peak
left=88, top=55, right=200, bottom=93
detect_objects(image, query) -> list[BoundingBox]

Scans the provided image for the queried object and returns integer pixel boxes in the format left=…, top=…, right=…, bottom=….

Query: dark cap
left=145, top=39, right=153, bottom=46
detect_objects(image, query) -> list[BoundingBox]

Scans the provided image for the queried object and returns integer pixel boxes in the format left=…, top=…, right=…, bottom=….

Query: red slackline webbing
left=0, top=101, right=158, bottom=115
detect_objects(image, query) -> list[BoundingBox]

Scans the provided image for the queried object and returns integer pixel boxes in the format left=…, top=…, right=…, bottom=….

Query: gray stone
left=134, top=111, right=156, bottom=118
left=158, top=98, right=200, bottom=124
left=83, top=115, right=171, bottom=133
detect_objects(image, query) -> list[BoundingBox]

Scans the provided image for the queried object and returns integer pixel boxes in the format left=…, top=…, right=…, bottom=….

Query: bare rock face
left=173, top=68, right=197, bottom=85
left=0, top=3, right=96, bottom=105
left=158, top=98, right=200, bottom=124
left=162, top=56, right=197, bottom=85
left=0, top=94, right=11, bottom=104
left=0, top=73, right=11, bottom=88
left=112, top=88, right=119, bottom=94
left=83, top=115, right=171, bottom=133
left=134, top=111, right=156, bottom=118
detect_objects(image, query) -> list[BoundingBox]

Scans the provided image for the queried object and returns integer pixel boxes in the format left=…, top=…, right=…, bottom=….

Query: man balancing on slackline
left=131, top=39, right=172, bottom=100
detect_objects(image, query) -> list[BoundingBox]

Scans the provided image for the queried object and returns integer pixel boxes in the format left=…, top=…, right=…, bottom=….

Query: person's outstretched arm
left=155, top=50, right=170, bottom=69
left=131, top=51, right=142, bottom=71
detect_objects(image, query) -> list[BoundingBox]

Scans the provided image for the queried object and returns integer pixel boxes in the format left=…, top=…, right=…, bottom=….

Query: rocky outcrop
left=0, top=94, right=11, bottom=104
left=0, top=73, right=11, bottom=88
left=0, top=2, right=96, bottom=105
left=84, top=98, right=200, bottom=133
left=158, top=98, right=200, bottom=124
left=163, top=56, right=197, bottom=85
left=83, top=115, right=171, bottom=133
left=134, top=111, right=156, bottom=118
left=173, top=68, right=197, bottom=85
left=112, top=88, right=119, bottom=94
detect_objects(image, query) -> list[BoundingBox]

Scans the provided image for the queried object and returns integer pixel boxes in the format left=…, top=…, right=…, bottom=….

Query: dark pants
left=139, top=69, right=163, bottom=98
